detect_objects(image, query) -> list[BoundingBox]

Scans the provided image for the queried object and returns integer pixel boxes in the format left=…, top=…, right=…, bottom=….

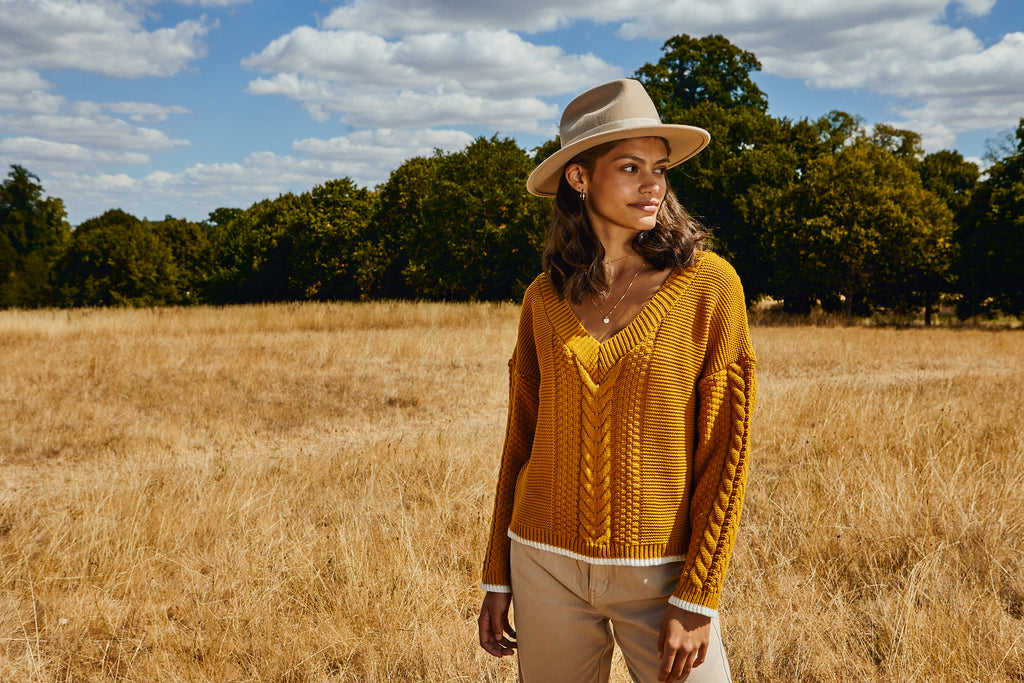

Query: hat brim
left=526, top=124, right=710, bottom=197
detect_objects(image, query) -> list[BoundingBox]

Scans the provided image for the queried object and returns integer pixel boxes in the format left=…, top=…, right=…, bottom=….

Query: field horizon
left=1, top=302, right=1022, bottom=681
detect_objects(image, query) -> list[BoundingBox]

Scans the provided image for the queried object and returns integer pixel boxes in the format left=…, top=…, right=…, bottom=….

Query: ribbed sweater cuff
left=480, top=583, right=511, bottom=594
left=668, top=596, right=718, bottom=618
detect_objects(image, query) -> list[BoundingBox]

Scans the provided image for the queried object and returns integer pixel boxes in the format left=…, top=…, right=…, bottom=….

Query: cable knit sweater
left=481, top=251, right=756, bottom=616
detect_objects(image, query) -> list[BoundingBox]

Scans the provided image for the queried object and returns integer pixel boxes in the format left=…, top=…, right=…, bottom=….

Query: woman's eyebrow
left=612, top=153, right=671, bottom=164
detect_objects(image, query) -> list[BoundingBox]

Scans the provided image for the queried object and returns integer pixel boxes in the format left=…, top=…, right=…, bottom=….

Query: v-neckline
left=540, top=253, right=704, bottom=374
left=571, top=266, right=674, bottom=343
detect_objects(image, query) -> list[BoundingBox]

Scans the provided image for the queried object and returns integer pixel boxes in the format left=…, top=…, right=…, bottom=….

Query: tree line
left=2, top=35, right=1022, bottom=320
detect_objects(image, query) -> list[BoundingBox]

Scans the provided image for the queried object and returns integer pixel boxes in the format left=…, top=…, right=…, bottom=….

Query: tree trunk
left=843, top=290, right=854, bottom=324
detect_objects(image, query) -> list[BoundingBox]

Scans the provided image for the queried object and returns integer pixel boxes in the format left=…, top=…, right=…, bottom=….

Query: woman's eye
left=654, top=167, right=666, bottom=175
left=622, top=164, right=637, bottom=172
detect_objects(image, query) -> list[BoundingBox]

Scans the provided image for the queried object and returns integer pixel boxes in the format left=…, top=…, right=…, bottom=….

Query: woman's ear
left=564, top=164, right=587, bottom=194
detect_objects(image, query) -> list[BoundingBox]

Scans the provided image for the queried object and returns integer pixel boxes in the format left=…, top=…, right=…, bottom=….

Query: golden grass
left=1, top=303, right=1022, bottom=681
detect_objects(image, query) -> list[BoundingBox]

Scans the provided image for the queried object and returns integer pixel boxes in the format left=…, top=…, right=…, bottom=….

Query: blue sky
left=2, top=0, right=1022, bottom=225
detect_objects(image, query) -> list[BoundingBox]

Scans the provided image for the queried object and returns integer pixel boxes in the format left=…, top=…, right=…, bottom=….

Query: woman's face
left=569, top=136, right=669, bottom=237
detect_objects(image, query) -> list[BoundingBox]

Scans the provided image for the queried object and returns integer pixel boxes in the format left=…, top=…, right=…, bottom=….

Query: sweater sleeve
left=480, top=285, right=541, bottom=592
left=670, top=263, right=756, bottom=616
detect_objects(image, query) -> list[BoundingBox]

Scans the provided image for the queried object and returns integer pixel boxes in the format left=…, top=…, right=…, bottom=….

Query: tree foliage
left=291, top=179, right=377, bottom=301
left=637, top=34, right=768, bottom=114
left=57, top=209, right=180, bottom=307
left=956, top=119, right=1024, bottom=317
left=637, top=35, right=805, bottom=301
left=150, top=216, right=216, bottom=304
left=205, top=193, right=309, bottom=304
left=918, top=150, right=979, bottom=220
left=870, top=124, right=924, bottom=161
left=366, top=136, right=547, bottom=301
left=1, top=34, right=1020, bottom=317
left=0, top=165, right=70, bottom=307
left=772, top=140, right=955, bottom=317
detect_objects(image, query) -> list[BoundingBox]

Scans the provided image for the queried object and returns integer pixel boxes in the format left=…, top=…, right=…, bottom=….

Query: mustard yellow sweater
left=481, top=251, right=756, bottom=616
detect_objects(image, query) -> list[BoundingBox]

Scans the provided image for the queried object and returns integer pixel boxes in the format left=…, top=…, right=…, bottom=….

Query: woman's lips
left=631, top=201, right=659, bottom=213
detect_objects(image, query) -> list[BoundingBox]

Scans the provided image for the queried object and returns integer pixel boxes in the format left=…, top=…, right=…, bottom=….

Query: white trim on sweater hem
left=668, top=596, right=717, bottom=618
left=508, top=532, right=687, bottom=567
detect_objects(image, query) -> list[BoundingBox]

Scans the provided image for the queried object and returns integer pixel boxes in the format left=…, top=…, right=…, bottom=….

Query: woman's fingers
left=657, top=605, right=711, bottom=681
left=478, top=593, right=517, bottom=657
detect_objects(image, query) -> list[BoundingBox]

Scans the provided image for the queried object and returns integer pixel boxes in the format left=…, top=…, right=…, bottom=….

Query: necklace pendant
left=602, top=316, right=611, bottom=324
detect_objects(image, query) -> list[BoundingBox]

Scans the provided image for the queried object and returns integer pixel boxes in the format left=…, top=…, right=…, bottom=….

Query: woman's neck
left=598, top=237, right=638, bottom=266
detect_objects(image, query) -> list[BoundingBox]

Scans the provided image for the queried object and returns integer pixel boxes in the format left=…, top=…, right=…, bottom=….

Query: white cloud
left=139, top=156, right=303, bottom=199
left=0, top=136, right=150, bottom=170
left=0, top=91, right=65, bottom=117
left=0, top=1, right=205, bottom=183
left=0, top=113, right=190, bottom=151
left=247, top=75, right=559, bottom=132
left=0, top=68, right=64, bottom=114
left=244, top=27, right=612, bottom=98
left=321, top=0, right=584, bottom=35
left=954, top=0, right=997, bottom=15
left=593, top=0, right=1022, bottom=148
left=41, top=127, right=478, bottom=224
left=749, top=17, right=1024, bottom=144
left=172, top=0, right=252, bottom=6
left=243, top=0, right=1024, bottom=148
left=49, top=161, right=296, bottom=223
left=290, top=128, right=475, bottom=178
left=243, top=26, right=617, bottom=132
left=0, top=0, right=214, bottom=78
left=103, top=102, right=192, bottom=123
left=318, top=0, right=988, bottom=38
left=0, top=69, right=53, bottom=94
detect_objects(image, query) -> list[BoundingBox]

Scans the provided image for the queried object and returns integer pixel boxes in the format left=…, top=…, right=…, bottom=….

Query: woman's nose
left=639, top=170, right=662, bottom=192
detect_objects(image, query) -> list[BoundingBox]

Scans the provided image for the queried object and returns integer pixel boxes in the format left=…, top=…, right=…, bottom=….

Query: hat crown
left=526, top=78, right=709, bottom=197
left=560, top=79, right=662, bottom=148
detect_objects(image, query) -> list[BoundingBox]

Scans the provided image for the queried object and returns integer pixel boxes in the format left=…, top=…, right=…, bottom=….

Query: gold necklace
left=591, top=263, right=645, bottom=324
left=602, top=252, right=636, bottom=265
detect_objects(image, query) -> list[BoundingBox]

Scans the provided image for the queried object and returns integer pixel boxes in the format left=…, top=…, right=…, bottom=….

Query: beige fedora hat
left=527, top=78, right=710, bottom=197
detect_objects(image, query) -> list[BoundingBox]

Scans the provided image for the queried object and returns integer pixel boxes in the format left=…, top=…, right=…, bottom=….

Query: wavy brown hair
left=541, top=139, right=707, bottom=304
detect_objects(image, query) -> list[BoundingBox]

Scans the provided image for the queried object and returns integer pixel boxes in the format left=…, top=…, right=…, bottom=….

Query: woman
left=478, top=79, right=756, bottom=682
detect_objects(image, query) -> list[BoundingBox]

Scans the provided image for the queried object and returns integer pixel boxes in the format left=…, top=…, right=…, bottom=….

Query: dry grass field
left=0, top=302, right=1022, bottom=682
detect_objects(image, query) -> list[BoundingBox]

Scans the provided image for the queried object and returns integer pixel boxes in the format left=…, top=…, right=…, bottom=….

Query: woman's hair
left=541, top=139, right=708, bottom=304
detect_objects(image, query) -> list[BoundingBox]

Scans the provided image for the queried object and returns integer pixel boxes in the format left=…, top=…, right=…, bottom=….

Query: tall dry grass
left=0, top=303, right=1021, bottom=682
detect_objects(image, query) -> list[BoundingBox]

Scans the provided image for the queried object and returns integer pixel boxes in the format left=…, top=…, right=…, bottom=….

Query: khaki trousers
left=509, top=541, right=731, bottom=683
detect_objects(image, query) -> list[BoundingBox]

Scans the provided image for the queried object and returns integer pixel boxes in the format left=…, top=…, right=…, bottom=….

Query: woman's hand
left=478, top=591, right=517, bottom=657
left=657, top=604, right=711, bottom=681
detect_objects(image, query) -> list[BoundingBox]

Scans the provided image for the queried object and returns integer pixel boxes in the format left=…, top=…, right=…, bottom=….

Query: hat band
left=562, top=117, right=663, bottom=148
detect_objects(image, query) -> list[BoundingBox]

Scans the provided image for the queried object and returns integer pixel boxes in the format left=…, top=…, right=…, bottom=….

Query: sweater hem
left=481, top=583, right=512, bottom=594
left=668, top=596, right=718, bottom=618
left=509, top=531, right=687, bottom=567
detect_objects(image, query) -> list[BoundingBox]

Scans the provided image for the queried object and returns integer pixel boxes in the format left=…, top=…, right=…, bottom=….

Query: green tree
left=204, top=183, right=377, bottom=304
left=205, top=193, right=309, bottom=303
left=150, top=216, right=216, bottom=304
left=289, top=178, right=377, bottom=301
left=531, top=138, right=561, bottom=167
left=869, top=124, right=924, bottom=161
left=956, top=119, right=1024, bottom=317
left=57, top=209, right=179, bottom=307
left=772, top=140, right=955, bottom=319
left=207, top=207, right=244, bottom=228
left=636, top=34, right=768, bottom=114
left=359, top=156, right=440, bottom=299
left=365, top=136, right=548, bottom=301
left=918, top=150, right=979, bottom=220
left=635, top=34, right=809, bottom=301
left=0, top=165, right=70, bottom=307
left=802, top=110, right=861, bottom=156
